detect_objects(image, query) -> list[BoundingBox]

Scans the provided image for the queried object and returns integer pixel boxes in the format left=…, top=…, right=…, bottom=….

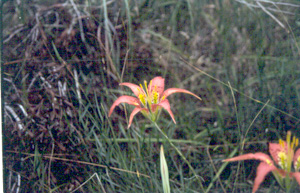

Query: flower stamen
left=278, top=152, right=287, bottom=170
left=279, top=139, right=285, bottom=149
left=139, top=94, right=147, bottom=106
left=144, top=80, right=148, bottom=95
left=152, top=85, right=159, bottom=104
left=291, top=135, right=299, bottom=150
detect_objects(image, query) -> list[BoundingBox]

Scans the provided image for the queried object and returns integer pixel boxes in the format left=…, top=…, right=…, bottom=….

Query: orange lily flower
left=223, top=131, right=300, bottom=193
left=109, top=76, right=201, bottom=128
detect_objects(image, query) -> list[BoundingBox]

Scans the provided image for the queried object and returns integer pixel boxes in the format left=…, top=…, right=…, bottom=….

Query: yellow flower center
left=139, top=93, right=147, bottom=106
left=278, top=131, right=299, bottom=173
left=138, top=80, right=163, bottom=107
left=150, top=85, right=162, bottom=104
left=278, top=151, right=287, bottom=170
left=152, top=90, right=159, bottom=104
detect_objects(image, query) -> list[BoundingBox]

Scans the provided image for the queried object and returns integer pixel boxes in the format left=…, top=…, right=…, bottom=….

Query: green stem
left=91, top=137, right=207, bottom=145
left=153, top=122, right=205, bottom=192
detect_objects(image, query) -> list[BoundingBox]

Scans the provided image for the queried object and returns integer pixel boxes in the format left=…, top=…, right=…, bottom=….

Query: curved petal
left=120, top=82, right=144, bottom=97
left=292, top=172, right=300, bottom=186
left=156, top=99, right=176, bottom=124
left=294, top=148, right=300, bottom=170
left=162, top=88, right=202, bottom=101
left=128, top=107, right=148, bottom=128
left=253, top=162, right=277, bottom=193
left=223, top=152, right=274, bottom=166
left=148, top=76, right=165, bottom=96
left=109, top=96, right=141, bottom=117
left=151, top=103, right=160, bottom=112
left=269, top=142, right=285, bottom=165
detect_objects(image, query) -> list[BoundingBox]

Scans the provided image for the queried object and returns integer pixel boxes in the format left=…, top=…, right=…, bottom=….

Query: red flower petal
left=156, top=99, right=176, bottom=124
left=223, top=152, right=274, bottom=165
left=294, top=148, right=300, bottom=161
left=269, top=142, right=285, bottom=165
left=128, top=107, right=148, bottom=128
left=109, top=96, right=141, bottom=117
left=223, top=152, right=276, bottom=193
left=148, top=76, right=165, bottom=96
left=292, top=172, right=300, bottom=186
left=162, top=88, right=201, bottom=101
left=253, top=162, right=277, bottom=193
left=120, top=82, right=144, bottom=98
left=294, top=148, right=300, bottom=169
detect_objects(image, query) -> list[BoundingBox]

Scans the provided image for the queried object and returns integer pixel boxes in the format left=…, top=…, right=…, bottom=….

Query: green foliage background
left=2, top=0, right=300, bottom=192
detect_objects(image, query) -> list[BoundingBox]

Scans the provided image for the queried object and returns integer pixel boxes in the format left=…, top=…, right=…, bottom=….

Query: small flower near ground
left=223, top=131, right=300, bottom=193
left=109, top=76, right=201, bottom=128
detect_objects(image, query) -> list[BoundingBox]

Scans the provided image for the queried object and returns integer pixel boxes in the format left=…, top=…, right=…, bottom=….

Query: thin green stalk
left=124, top=0, right=132, bottom=48
left=92, top=137, right=207, bottom=146
left=153, top=122, right=205, bottom=192
left=228, top=81, right=241, bottom=193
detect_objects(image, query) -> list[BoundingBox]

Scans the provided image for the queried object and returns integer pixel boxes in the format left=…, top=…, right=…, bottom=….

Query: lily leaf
left=160, top=145, right=170, bottom=193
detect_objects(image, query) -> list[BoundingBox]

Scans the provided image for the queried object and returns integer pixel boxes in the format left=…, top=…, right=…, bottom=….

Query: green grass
left=3, top=0, right=300, bottom=192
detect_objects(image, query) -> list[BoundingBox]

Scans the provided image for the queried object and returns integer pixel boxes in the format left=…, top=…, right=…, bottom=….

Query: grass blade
left=160, top=145, right=170, bottom=193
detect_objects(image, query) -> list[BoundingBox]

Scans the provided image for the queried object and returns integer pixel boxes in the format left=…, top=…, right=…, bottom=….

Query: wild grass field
left=2, top=0, right=300, bottom=192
